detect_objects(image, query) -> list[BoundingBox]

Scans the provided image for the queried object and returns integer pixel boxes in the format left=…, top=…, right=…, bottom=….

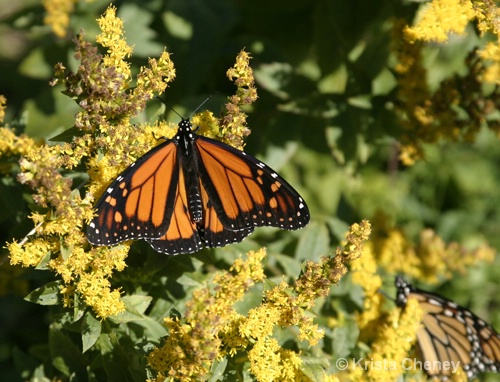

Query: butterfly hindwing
left=195, top=136, right=309, bottom=232
left=87, top=141, right=179, bottom=246
left=146, top=175, right=254, bottom=254
left=146, top=168, right=202, bottom=255
left=198, top=181, right=254, bottom=248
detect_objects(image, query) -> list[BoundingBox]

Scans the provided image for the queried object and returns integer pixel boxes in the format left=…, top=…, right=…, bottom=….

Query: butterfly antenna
left=155, top=96, right=184, bottom=120
left=189, top=94, right=215, bottom=119
left=378, top=287, right=394, bottom=302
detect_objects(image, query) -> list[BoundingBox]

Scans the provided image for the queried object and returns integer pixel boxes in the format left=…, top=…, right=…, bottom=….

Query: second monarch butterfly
left=395, top=276, right=500, bottom=381
left=87, top=118, right=310, bottom=255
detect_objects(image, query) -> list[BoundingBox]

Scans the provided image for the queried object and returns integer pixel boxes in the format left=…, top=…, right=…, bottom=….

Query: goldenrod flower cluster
left=191, top=50, right=257, bottom=150
left=147, top=221, right=371, bottom=382
left=393, top=0, right=500, bottom=164
left=3, top=5, right=177, bottom=319
left=222, top=50, right=257, bottom=150
left=42, top=0, right=78, bottom=38
left=369, top=214, right=495, bottom=284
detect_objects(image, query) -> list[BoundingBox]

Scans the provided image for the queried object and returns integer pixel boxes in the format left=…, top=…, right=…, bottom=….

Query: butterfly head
left=176, top=119, right=195, bottom=134
left=174, top=119, right=197, bottom=153
left=395, top=276, right=412, bottom=306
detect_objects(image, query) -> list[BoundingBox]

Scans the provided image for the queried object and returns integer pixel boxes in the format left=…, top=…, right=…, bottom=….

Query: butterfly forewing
left=195, top=136, right=309, bottom=231
left=87, top=141, right=179, bottom=245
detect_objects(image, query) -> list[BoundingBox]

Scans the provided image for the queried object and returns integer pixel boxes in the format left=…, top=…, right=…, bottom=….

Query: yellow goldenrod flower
left=351, top=244, right=383, bottom=333
left=221, top=49, right=257, bottom=149
left=404, top=0, right=475, bottom=43
left=0, top=126, right=38, bottom=163
left=8, top=239, right=56, bottom=268
left=0, top=95, right=6, bottom=123
left=394, top=2, right=500, bottom=162
left=369, top=217, right=495, bottom=284
left=42, top=0, right=77, bottom=38
left=368, top=297, right=423, bottom=381
left=96, top=6, right=133, bottom=78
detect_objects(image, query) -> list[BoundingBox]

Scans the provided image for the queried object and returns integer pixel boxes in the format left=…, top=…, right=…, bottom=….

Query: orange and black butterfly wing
left=146, top=172, right=253, bottom=253
left=197, top=181, right=254, bottom=248
left=87, top=140, right=179, bottom=246
left=194, top=136, right=309, bottom=232
left=145, top=166, right=203, bottom=255
left=395, top=276, right=500, bottom=380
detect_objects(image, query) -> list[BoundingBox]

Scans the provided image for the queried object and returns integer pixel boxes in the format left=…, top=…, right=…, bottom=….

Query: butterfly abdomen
left=183, top=164, right=203, bottom=222
left=175, top=121, right=203, bottom=223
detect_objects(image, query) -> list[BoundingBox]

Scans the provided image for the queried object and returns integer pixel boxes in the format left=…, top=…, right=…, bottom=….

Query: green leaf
left=24, top=281, right=63, bottom=306
left=163, top=11, right=193, bottom=40
left=12, top=347, right=39, bottom=379
left=300, top=356, right=330, bottom=382
left=18, top=47, right=53, bottom=79
left=325, top=216, right=350, bottom=242
left=208, top=357, right=228, bottom=381
left=295, top=221, right=330, bottom=261
left=176, top=273, right=205, bottom=287
left=332, top=319, right=359, bottom=359
left=99, top=333, right=147, bottom=382
left=272, top=253, right=302, bottom=278
left=34, top=249, right=53, bottom=270
left=122, top=295, right=153, bottom=315
left=82, top=311, right=102, bottom=353
left=49, top=126, right=85, bottom=143
left=60, top=240, right=73, bottom=261
left=109, top=295, right=152, bottom=324
left=49, top=326, right=87, bottom=377
left=118, top=4, right=164, bottom=57
left=73, top=293, right=86, bottom=322
left=135, top=316, right=168, bottom=340
left=254, top=62, right=292, bottom=99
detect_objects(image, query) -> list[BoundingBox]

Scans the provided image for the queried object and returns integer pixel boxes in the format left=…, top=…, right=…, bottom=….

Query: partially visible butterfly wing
left=146, top=168, right=202, bottom=255
left=194, top=136, right=309, bottom=231
left=408, top=290, right=470, bottom=379
left=395, top=277, right=500, bottom=380
left=198, top=181, right=254, bottom=248
left=87, top=140, right=179, bottom=245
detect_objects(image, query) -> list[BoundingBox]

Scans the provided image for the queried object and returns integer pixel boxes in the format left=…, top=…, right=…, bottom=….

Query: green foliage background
left=1, top=0, right=500, bottom=381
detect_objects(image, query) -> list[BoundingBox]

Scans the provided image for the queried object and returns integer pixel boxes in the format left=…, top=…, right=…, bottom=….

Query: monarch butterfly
left=395, top=276, right=500, bottom=381
left=86, top=118, right=310, bottom=255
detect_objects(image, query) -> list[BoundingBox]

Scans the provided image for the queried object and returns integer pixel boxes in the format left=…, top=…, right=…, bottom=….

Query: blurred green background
left=1, top=0, right=500, bottom=380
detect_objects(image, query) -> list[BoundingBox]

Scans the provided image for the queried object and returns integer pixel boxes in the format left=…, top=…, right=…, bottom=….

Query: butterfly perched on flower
left=395, top=276, right=500, bottom=381
left=87, top=118, right=310, bottom=255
